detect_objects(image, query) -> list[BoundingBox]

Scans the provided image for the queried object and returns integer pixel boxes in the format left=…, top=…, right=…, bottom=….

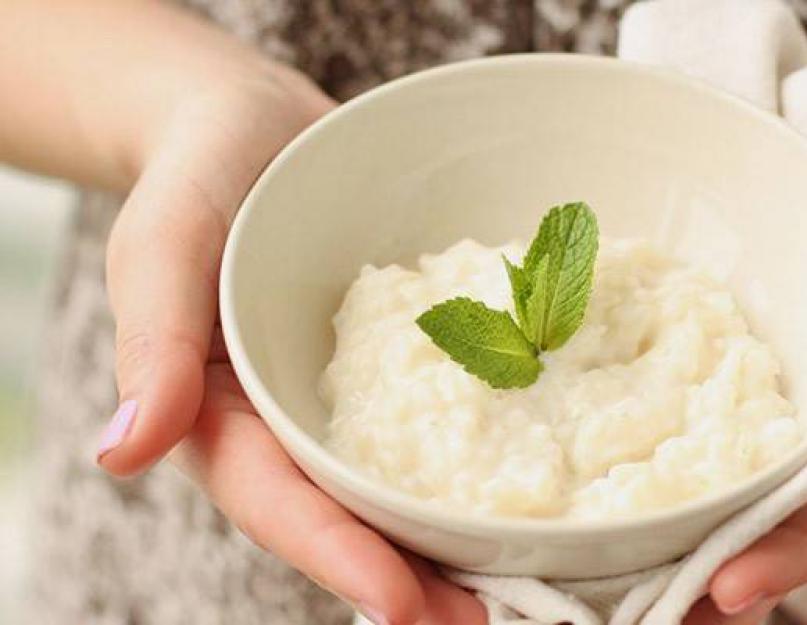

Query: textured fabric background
left=29, top=2, right=807, bottom=624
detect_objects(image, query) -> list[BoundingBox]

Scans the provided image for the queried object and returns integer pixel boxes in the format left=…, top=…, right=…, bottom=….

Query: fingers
left=403, top=554, right=487, bottom=625
left=685, top=595, right=782, bottom=625
left=99, top=160, right=233, bottom=475
left=710, top=507, right=807, bottom=615
left=171, top=364, right=425, bottom=625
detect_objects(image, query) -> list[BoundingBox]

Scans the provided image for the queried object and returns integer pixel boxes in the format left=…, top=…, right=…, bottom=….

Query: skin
left=0, top=1, right=804, bottom=623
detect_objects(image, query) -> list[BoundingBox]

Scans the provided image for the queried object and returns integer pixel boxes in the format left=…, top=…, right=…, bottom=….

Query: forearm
left=0, top=0, right=306, bottom=191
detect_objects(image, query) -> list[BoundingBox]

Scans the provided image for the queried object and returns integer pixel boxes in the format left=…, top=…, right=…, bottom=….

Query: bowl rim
left=221, top=52, right=807, bottom=536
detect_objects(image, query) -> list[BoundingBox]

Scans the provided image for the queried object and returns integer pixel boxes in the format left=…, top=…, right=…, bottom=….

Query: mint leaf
left=523, top=209, right=557, bottom=277
left=530, top=202, right=598, bottom=351
left=523, top=253, right=550, bottom=345
left=415, top=201, right=598, bottom=390
left=416, top=297, right=542, bottom=389
left=503, top=256, right=530, bottom=336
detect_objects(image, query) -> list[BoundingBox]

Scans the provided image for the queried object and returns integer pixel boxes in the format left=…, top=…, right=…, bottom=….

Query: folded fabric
left=618, top=0, right=807, bottom=115
left=356, top=2, right=807, bottom=624
left=619, top=0, right=807, bottom=123
left=448, top=467, right=807, bottom=624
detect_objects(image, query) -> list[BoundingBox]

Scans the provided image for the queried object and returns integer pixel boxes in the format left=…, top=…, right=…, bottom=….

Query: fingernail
left=355, top=604, right=389, bottom=625
left=97, top=400, right=137, bottom=461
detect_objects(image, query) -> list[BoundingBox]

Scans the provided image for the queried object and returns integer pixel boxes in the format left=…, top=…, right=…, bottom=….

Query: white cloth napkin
left=445, top=2, right=807, bottom=625
left=618, top=0, right=807, bottom=128
left=355, top=2, right=807, bottom=625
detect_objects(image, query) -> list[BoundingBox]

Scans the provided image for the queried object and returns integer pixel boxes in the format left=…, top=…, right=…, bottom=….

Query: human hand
left=0, top=1, right=483, bottom=622
left=96, top=61, right=487, bottom=625
left=684, top=506, right=807, bottom=624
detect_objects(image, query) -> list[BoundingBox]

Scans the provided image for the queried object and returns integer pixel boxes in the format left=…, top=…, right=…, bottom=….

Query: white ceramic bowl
left=220, top=54, right=807, bottom=579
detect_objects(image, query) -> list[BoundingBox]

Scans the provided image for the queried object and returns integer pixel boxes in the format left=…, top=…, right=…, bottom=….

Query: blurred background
left=0, top=167, right=73, bottom=622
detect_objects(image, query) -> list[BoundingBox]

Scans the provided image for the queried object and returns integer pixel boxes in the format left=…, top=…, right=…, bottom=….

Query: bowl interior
left=223, top=55, right=807, bottom=523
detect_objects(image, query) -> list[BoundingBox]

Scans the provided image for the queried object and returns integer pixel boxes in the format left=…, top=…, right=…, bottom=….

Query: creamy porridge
left=320, top=238, right=800, bottom=519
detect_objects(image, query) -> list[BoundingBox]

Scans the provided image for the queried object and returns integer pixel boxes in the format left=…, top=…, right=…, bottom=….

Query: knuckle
left=115, top=330, right=153, bottom=380
left=115, top=326, right=205, bottom=383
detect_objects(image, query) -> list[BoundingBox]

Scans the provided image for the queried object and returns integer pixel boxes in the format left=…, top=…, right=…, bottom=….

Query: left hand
left=99, top=59, right=486, bottom=625
left=684, top=505, right=807, bottom=624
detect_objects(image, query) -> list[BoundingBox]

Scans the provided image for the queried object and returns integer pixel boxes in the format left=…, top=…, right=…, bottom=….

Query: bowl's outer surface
left=221, top=54, right=807, bottom=577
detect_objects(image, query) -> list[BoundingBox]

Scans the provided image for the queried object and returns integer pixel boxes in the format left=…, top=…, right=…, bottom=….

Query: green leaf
left=528, top=202, right=599, bottom=351
left=503, top=255, right=530, bottom=336
left=523, top=254, right=550, bottom=345
left=416, top=297, right=542, bottom=389
left=414, top=201, right=599, bottom=390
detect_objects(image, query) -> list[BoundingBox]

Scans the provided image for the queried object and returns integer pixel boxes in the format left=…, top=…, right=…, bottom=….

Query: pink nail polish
left=721, top=592, right=765, bottom=615
left=355, top=604, right=389, bottom=625
left=97, top=400, right=137, bottom=461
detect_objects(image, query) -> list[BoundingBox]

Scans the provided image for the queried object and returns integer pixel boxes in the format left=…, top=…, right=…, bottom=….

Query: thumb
left=96, top=81, right=335, bottom=476
left=98, top=159, right=232, bottom=476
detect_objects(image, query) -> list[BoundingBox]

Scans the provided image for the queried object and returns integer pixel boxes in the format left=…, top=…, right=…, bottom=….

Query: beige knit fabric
left=27, top=2, right=807, bottom=624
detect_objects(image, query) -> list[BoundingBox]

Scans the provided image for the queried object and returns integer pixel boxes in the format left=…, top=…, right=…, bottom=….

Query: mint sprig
left=416, top=297, right=543, bottom=389
left=416, top=202, right=599, bottom=389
